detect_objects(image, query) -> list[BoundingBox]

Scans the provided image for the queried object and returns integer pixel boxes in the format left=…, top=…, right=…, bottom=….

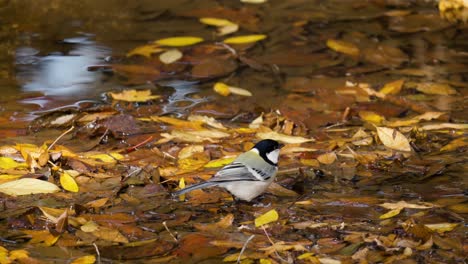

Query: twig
left=237, top=235, right=255, bottom=264
left=163, top=221, right=178, bottom=242
left=47, top=126, right=74, bottom=151
left=125, top=135, right=154, bottom=153
left=261, top=225, right=291, bottom=263
left=93, top=242, right=101, bottom=264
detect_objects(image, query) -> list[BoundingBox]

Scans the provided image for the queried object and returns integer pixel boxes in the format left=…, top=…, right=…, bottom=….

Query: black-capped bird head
left=252, top=139, right=283, bottom=166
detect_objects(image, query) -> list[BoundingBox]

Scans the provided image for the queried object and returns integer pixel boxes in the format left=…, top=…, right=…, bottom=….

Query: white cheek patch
left=266, top=149, right=280, bottom=164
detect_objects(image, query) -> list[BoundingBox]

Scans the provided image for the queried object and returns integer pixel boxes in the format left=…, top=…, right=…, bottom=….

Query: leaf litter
left=1, top=1, right=467, bottom=264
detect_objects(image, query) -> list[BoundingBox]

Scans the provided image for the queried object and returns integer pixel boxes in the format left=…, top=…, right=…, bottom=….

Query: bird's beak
left=279, top=143, right=285, bottom=149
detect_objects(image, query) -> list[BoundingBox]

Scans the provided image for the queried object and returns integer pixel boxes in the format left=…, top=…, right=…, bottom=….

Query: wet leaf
left=0, top=178, right=60, bottom=196
left=327, top=39, right=360, bottom=57
left=256, top=130, right=314, bottom=144
left=217, top=24, right=239, bottom=36
left=71, top=255, right=96, bottom=264
left=109, top=89, right=160, bottom=102
left=155, top=36, right=204, bottom=47
left=0, top=157, right=28, bottom=169
left=379, top=208, right=403, bottom=219
left=85, top=198, right=109, bottom=209
left=187, top=115, right=227, bottom=130
left=223, top=34, right=267, bottom=44
left=0, top=174, right=22, bottom=184
left=92, top=226, right=129, bottom=243
left=178, top=145, right=204, bottom=159
left=85, top=153, right=124, bottom=163
left=159, top=49, right=183, bottom=64
left=22, top=230, right=59, bottom=246
left=385, top=112, right=446, bottom=127
left=127, top=44, right=164, bottom=58
left=241, top=0, right=267, bottom=3
left=421, top=123, right=468, bottom=130
left=376, top=127, right=412, bottom=152
left=380, top=201, right=434, bottom=210
left=317, top=152, right=337, bottom=165
left=351, top=129, right=373, bottom=146
left=8, top=249, right=29, bottom=261
left=204, top=157, right=236, bottom=168
left=440, top=137, right=468, bottom=152
left=380, top=79, right=404, bottom=95
left=415, top=83, right=457, bottom=95
left=359, top=111, right=385, bottom=125
left=194, top=214, right=234, bottom=232
left=255, top=209, right=279, bottom=227
left=148, top=116, right=205, bottom=130
left=159, top=129, right=230, bottom=143
left=213, top=82, right=252, bottom=97
left=424, top=223, right=458, bottom=234
left=199, top=17, right=235, bottom=27
left=60, top=171, right=79, bottom=193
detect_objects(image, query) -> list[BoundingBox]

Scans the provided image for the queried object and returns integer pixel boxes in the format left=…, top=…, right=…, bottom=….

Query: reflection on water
left=19, top=39, right=110, bottom=97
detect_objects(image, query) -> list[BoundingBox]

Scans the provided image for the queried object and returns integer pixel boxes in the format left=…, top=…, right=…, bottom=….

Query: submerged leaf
left=327, top=39, right=360, bottom=57
left=159, top=49, right=183, bottom=64
left=109, top=89, right=160, bottom=102
left=199, top=17, right=235, bottom=27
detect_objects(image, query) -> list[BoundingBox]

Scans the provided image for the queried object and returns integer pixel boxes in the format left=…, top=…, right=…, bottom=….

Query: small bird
left=173, top=139, right=283, bottom=201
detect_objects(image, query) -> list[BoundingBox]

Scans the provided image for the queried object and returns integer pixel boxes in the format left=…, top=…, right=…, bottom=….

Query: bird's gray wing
left=208, top=162, right=260, bottom=183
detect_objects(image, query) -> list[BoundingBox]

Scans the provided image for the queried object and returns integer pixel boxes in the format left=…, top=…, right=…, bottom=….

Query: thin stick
left=261, top=225, right=291, bottom=263
left=237, top=235, right=255, bottom=264
left=163, top=221, right=178, bottom=242
left=125, top=135, right=154, bottom=153
left=47, top=126, right=74, bottom=151
left=93, top=242, right=101, bottom=264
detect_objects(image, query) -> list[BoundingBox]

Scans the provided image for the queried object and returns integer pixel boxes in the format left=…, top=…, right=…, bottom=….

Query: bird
left=173, top=139, right=283, bottom=201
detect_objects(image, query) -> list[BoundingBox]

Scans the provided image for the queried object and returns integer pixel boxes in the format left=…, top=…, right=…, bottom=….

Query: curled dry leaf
left=376, top=127, right=412, bottom=152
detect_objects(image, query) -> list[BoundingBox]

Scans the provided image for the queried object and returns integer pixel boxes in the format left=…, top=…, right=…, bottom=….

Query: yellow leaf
left=127, top=44, right=164, bottom=58
left=199, top=17, right=235, bottom=27
left=421, top=123, right=468, bottom=130
left=178, top=145, right=204, bottom=159
left=22, top=230, right=59, bottom=246
left=149, top=116, right=204, bottom=130
left=379, top=201, right=433, bottom=210
left=159, top=49, right=183, bottom=64
left=259, top=259, right=272, bottom=264
left=204, top=157, right=236, bottom=168
left=300, top=159, right=320, bottom=167
left=255, top=209, right=279, bottom=227
left=109, top=89, right=160, bottom=102
left=440, top=137, right=468, bottom=152
left=223, top=34, right=267, bottom=44
left=256, top=131, right=314, bottom=144
left=60, top=171, right=79, bottom=193
left=0, top=174, right=23, bottom=184
left=71, top=255, right=96, bottom=264
left=155, top=36, right=203, bottom=47
left=217, top=24, right=239, bottom=36
left=159, top=129, right=230, bottom=143
left=86, top=153, right=124, bottom=163
left=81, top=221, right=99, bottom=233
left=326, top=39, right=360, bottom=57
left=359, top=111, right=385, bottom=125
left=376, top=127, right=412, bottom=152
left=317, top=152, right=337, bottom=165
left=92, top=226, right=129, bottom=243
left=188, top=115, right=227, bottom=130
left=380, top=79, right=404, bottom=95
left=0, top=157, right=27, bottom=170
left=213, top=82, right=231, bottom=96
left=416, top=82, right=457, bottom=95
left=379, top=208, right=403, bottom=219
left=424, top=223, right=458, bottom=234
left=178, top=177, right=186, bottom=201
left=0, top=178, right=60, bottom=196
left=8, top=250, right=29, bottom=261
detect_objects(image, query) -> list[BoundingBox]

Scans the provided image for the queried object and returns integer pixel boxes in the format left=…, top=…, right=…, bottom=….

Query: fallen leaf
left=0, top=178, right=60, bottom=196
left=213, top=82, right=252, bottom=96
left=317, top=152, right=337, bottom=165
left=380, top=201, right=434, bottom=210
left=379, top=208, right=403, bottom=219
left=256, top=131, right=314, bottom=144
left=148, top=116, right=204, bottom=130
left=351, top=129, right=373, bottom=146
left=326, top=39, right=360, bottom=57
left=155, top=36, right=204, bottom=47
left=60, top=171, right=79, bottom=193
left=0, top=157, right=28, bottom=169
left=415, top=83, right=457, bottom=95
left=159, top=49, right=183, bottom=64
left=199, top=17, right=235, bottom=27
left=241, top=0, right=267, bottom=4
left=159, top=129, right=230, bottom=143
left=178, top=145, right=204, bottom=159
left=376, top=127, right=412, bottom=152
left=85, top=198, right=109, bottom=209
left=92, top=226, right=129, bottom=243
left=386, top=112, right=446, bottom=127
left=424, top=223, right=458, bottom=234
left=187, top=115, right=227, bottom=130
left=359, top=111, right=385, bottom=125
left=22, top=230, right=59, bottom=246
left=109, top=89, right=160, bottom=102
left=223, top=34, right=267, bottom=44
left=127, top=44, right=164, bottom=58
left=71, top=255, right=96, bottom=264
left=85, top=153, right=124, bottom=163
left=380, top=79, right=404, bottom=95
left=217, top=24, right=239, bottom=36
left=194, top=214, right=234, bottom=232
left=255, top=209, right=279, bottom=227
left=440, top=137, right=468, bottom=152
left=421, top=123, right=468, bottom=130
left=204, top=157, right=236, bottom=168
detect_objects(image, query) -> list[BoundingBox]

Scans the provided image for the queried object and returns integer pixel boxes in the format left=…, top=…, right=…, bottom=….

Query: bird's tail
left=172, top=181, right=218, bottom=196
